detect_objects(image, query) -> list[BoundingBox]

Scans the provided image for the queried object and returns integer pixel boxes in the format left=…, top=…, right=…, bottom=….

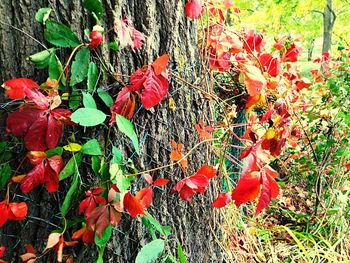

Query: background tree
left=0, top=0, right=224, bottom=262
left=235, top=0, right=350, bottom=55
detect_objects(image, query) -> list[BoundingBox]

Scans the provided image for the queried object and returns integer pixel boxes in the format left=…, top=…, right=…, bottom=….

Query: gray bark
left=0, top=0, right=224, bottom=262
left=322, top=0, right=336, bottom=53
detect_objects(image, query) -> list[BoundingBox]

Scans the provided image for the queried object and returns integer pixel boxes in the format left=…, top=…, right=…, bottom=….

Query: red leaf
left=128, top=67, right=147, bottom=92
left=6, top=106, right=74, bottom=151
left=259, top=54, right=281, bottom=77
left=231, top=172, right=261, bottom=207
left=79, top=188, right=106, bottom=217
left=24, top=114, right=48, bottom=151
left=209, top=50, right=231, bottom=72
left=255, top=170, right=279, bottom=215
left=24, top=88, right=49, bottom=109
left=261, top=107, right=275, bottom=123
left=8, top=202, right=28, bottom=220
left=87, top=205, right=110, bottom=238
left=6, top=107, right=44, bottom=137
left=135, top=187, right=153, bottom=209
left=115, top=18, right=145, bottom=50
left=110, top=87, right=136, bottom=123
left=195, top=165, right=217, bottom=179
left=72, top=225, right=95, bottom=244
left=173, top=173, right=210, bottom=201
left=51, top=108, right=75, bottom=125
left=243, top=30, right=264, bottom=54
left=20, top=155, right=63, bottom=193
left=212, top=193, right=232, bottom=208
left=2, top=78, right=39, bottom=100
left=88, top=31, right=104, bottom=49
left=283, top=43, right=302, bottom=62
left=153, top=178, right=169, bottom=186
left=123, top=192, right=145, bottom=218
left=177, top=184, right=196, bottom=201
left=46, top=114, right=63, bottom=149
left=143, top=174, right=153, bottom=185
left=26, top=151, right=47, bottom=165
left=44, top=161, right=60, bottom=193
left=0, top=246, right=5, bottom=258
left=152, top=54, right=169, bottom=76
left=47, top=155, right=64, bottom=175
left=185, top=0, right=204, bottom=19
left=0, top=200, right=28, bottom=227
left=242, top=65, right=266, bottom=97
left=20, top=161, right=45, bottom=193
left=223, top=0, right=234, bottom=9
left=140, top=67, right=168, bottom=109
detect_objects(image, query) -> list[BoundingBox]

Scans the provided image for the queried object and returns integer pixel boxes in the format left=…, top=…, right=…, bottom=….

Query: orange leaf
left=19, top=253, right=37, bottom=263
left=231, top=172, right=261, bottom=207
left=152, top=54, right=169, bottom=75
left=170, top=140, right=188, bottom=170
left=242, top=65, right=266, bottom=97
left=123, top=192, right=145, bottom=217
left=135, top=187, right=153, bottom=209
left=45, top=233, right=61, bottom=251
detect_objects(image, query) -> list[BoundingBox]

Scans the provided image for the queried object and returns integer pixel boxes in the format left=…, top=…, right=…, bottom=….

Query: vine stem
left=0, top=20, right=47, bottom=49
left=129, top=131, right=228, bottom=177
left=57, top=43, right=85, bottom=84
left=6, top=156, right=27, bottom=202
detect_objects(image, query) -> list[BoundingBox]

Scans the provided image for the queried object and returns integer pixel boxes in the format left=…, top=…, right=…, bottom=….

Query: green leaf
left=164, top=256, right=177, bottom=263
left=45, top=147, right=63, bottom=158
left=82, top=92, right=97, bottom=109
left=177, top=243, right=187, bottom=263
left=97, top=88, right=113, bottom=107
left=112, top=146, right=123, bottom=165
left=61, top=169, right=80, bottom=217
left=35, top=7, right=52, bottom=24
left=82, top=139, right=102, bottom=155
left=44, top=20, right=80, bottom=48
left=135, top=239, right=165, bottom=263
left=71, top=108, right=106, bottom=127
left=0, top=164, right=11, bottom=190
left=87, top=62, right=98, bottom=92
left=70, top=46, right=90, bottom=86
left=95, top=224, right=112, bottom=248
left=91, top=156, right=101, bottom=175
left=27, top=48, right=54, bottom=69
left=141, top=217, right=157, bottom=240
left=109, top=163, right=131, bottom=192
left=109, top=42, right=119, bottom=52
left=83, top=0, right=104, bottom=20
left=115, top=114, right=140, bottom=154
left=0, top=142, right=12, bottom=162
left=59, top=153, right=82, bottom=180
left=69, top=90, right=80, bottom=110
left=96, top=244, right=106, bottom=263
left=144, top=212, right=171, bottom=237
left=48, top=50, right=64, bottom=81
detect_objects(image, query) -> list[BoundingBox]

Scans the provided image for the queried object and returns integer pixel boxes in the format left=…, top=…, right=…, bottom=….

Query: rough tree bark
left=322, top=0, right=336, bottom=53
left=0, top=0, right=225, bottom=262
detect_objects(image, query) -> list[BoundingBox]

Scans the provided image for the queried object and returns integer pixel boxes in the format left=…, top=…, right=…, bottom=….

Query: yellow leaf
left=50, top=95, right=62, bottom=110
left=61, top=92, right=69, bottom=101
left=266, top=128, right=276, bottom=140
left=63, top=143, right=82, bottom=152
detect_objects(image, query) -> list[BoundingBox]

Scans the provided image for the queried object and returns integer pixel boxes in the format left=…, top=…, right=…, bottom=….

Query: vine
left=0, top=0, right=348, bottom=262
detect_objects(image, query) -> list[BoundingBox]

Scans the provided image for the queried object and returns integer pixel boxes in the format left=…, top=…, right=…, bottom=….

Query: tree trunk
left=322, top=0, right=336, bottom=53
left=0, top=0, right=224, bottom=262
left=307, top=38, right=315, bottom=61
